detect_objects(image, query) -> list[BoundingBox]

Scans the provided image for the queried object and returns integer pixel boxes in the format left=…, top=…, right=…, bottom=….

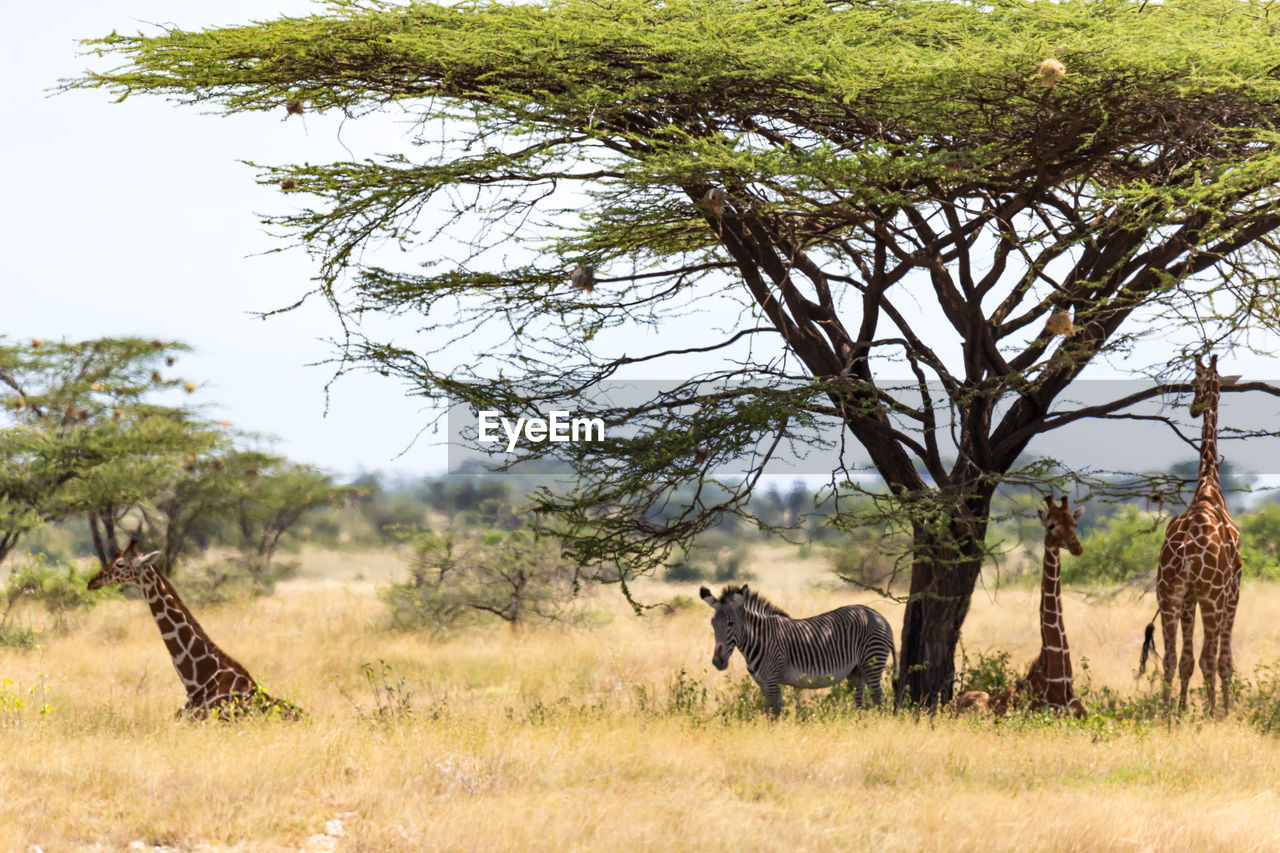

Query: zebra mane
left=723, top=584, right=790, bottom=619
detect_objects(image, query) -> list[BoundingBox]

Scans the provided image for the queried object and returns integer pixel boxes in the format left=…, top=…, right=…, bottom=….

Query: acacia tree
left=73, top=0, right=1280, bottom=705
left=222, top=450, right=347, bottom=589
left=0, top=337, right=215, bottom=568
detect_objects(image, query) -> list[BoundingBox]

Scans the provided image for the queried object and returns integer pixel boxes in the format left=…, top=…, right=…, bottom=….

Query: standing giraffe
left=87, top=540, right=303, bottom=720
left=1147, top=354, right=1242, bottom=714
left=1024, top=495, right=1087, bottom=718
left=955, top=496, right=1087, bottom=718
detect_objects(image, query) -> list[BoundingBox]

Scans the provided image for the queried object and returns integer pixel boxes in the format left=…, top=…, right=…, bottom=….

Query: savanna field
left=4, top=546, right=1280, bottom=852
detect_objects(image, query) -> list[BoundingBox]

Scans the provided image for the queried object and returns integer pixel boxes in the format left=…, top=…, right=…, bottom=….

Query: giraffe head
left=1036, top=495, right=1085, bottom=555
left=87, top=539, right=162, bottom=590
left=1190, top=354, right=1221, bottom=418
left=1190, top=353, right=1241, bottom=417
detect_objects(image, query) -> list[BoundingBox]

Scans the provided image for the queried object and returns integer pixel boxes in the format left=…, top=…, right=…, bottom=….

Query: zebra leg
left=868, top=673, right=885, bottom=707
left=846, top=670, right=865, bottom=709
left=761, top=683, right=783, bottom=718
left=866, top=655, right=887, bottom=707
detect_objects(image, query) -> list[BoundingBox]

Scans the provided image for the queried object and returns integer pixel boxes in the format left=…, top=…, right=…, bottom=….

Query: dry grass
left=4, top=545, right=1280, bottom=852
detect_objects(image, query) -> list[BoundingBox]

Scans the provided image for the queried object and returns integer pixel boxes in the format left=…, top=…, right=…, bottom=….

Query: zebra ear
left=700, top=586, right=717, bottom=607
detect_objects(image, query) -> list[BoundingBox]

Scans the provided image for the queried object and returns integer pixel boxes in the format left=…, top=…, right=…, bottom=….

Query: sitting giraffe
left=88, top=539, right=303, bottom=720
left=1022, top=495, right=1087, bottom=718
left=957, top=496, right=1087, bottom=718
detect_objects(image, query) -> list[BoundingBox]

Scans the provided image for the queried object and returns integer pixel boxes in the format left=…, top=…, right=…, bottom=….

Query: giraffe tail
left=1139, top=611, right=1159, bottom=675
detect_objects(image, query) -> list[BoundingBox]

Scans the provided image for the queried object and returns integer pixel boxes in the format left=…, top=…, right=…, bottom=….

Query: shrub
left=381, top=524, right=580, bottom=632
left=2, top=554, right=116, bottom=630
left=0, top=623, right=39, bottom=651
left=955, top=648, right=1019, bottom=695
left=1237, top=504, right=1280, bottom=580
left=1240, top=663, right=1280, bottom=736
left=174, top=555, right=300, bottom=604
left=825, top=527, right=904, bottom=591
left=1062, top=504, right=1165, bottom=585
left=663, top=561, right=706, bottom=583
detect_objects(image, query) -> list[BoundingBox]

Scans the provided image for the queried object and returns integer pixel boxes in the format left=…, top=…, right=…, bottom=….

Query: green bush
left=381, top=524, right=580, bottom=632
left=663, top=561, right=706, bottom=583
left=1240, top=663, right=1280, bottom=735
left=1237, top=504, right=1280, bottom=580
left=3, top=554, right=116, bottom=629
left=955, top=648, right=1019, bottom=695
left=0, top=623, right=39, bottom=651
left=1062, top=505, right=1165, bottom=585
left=825, top=524, right=904, bottom=590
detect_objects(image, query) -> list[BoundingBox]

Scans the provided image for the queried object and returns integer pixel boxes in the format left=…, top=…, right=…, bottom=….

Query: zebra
left=700, top=583, right=897, bottom=716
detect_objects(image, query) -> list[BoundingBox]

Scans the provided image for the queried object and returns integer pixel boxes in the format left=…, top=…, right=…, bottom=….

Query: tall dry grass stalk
left=3, top=546, right=1280, bottom=851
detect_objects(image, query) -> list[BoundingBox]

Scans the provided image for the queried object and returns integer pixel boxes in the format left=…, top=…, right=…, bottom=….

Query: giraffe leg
left=1199, top=605, right=1221, bottom=716
left=1178, top=596, right=1197, bottom=712
left=1220, top=553, right=1242, bottom=716
left=1159, top=603, right=1181, bottom=709
left=1217, top=625, right=1235, bottom=717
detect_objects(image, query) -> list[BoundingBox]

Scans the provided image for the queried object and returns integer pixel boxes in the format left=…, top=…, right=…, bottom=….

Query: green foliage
left=826, top=525, right=902, bottom=592
left=1239, top=664, right=1280, bottom=736
left=1062, top=505, right=1166, bottom=585
left=2, top=554, right=116, bottom=630
left=0, top=623, right=39, bottom=651
left=955, top=648, right=1019, bottom=696
left=381, top=517, right=581, bottom=632
left=663, top=561, right=706, bottom=583
left=219, top=451, right=347, bottom=592
left=1237, top=504, right=1280, bottom=580
left=0, top=336, right=211, bottom=566
left=334, top=660, right=414, bottom=724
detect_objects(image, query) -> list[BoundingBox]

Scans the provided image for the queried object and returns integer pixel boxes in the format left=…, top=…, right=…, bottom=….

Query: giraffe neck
left=138, top=568, right=245, bottom=697
left=1034, top=543, right=1074, bottom=705
left=1039, top=546, right=1067, bottom=657
left=1194, top=400, right=1223, bottom=505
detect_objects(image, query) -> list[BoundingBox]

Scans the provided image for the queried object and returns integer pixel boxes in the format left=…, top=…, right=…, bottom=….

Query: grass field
left=4, top=545, right=1280, bottom=852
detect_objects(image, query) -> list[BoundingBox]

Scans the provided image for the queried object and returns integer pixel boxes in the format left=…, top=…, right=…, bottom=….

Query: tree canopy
left=70, top=0, right=1280, bottom=704
left=0, top=337, right=210, bottom=567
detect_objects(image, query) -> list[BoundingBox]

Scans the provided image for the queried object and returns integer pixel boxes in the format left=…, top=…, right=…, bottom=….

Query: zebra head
left=700, top=584, right=749, bottom=670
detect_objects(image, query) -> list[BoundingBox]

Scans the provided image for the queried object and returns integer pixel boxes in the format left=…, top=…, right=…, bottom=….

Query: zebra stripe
left=701, top=583, right=897, bottom=716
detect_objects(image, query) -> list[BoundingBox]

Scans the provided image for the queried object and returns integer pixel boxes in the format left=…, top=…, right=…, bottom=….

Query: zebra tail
left=1138, top=612, right=1158, bottom=675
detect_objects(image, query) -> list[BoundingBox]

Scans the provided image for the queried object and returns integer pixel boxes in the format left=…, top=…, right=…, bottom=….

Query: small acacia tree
left=222, top=450, right=348, bottom=590
left=383, top=521, right=580, bottom=631
left=0, top=336, right=215, bottom=568
left=73, top=0, right=1280, bottom=705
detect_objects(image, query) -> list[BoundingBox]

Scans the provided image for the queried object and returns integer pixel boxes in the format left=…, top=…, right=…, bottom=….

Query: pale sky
left=8, top=2, right=1280, bottom=485
left=4, top=1, right=447, bottom=478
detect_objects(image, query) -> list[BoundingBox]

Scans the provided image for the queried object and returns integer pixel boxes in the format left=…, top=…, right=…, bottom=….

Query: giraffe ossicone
left=88, top=539, right=304, bottom=721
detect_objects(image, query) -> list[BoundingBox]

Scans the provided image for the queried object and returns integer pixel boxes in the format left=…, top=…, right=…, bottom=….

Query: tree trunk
left=896, top=495, right=992, bottom=710
left=87, top=512, right=109, bottom=568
